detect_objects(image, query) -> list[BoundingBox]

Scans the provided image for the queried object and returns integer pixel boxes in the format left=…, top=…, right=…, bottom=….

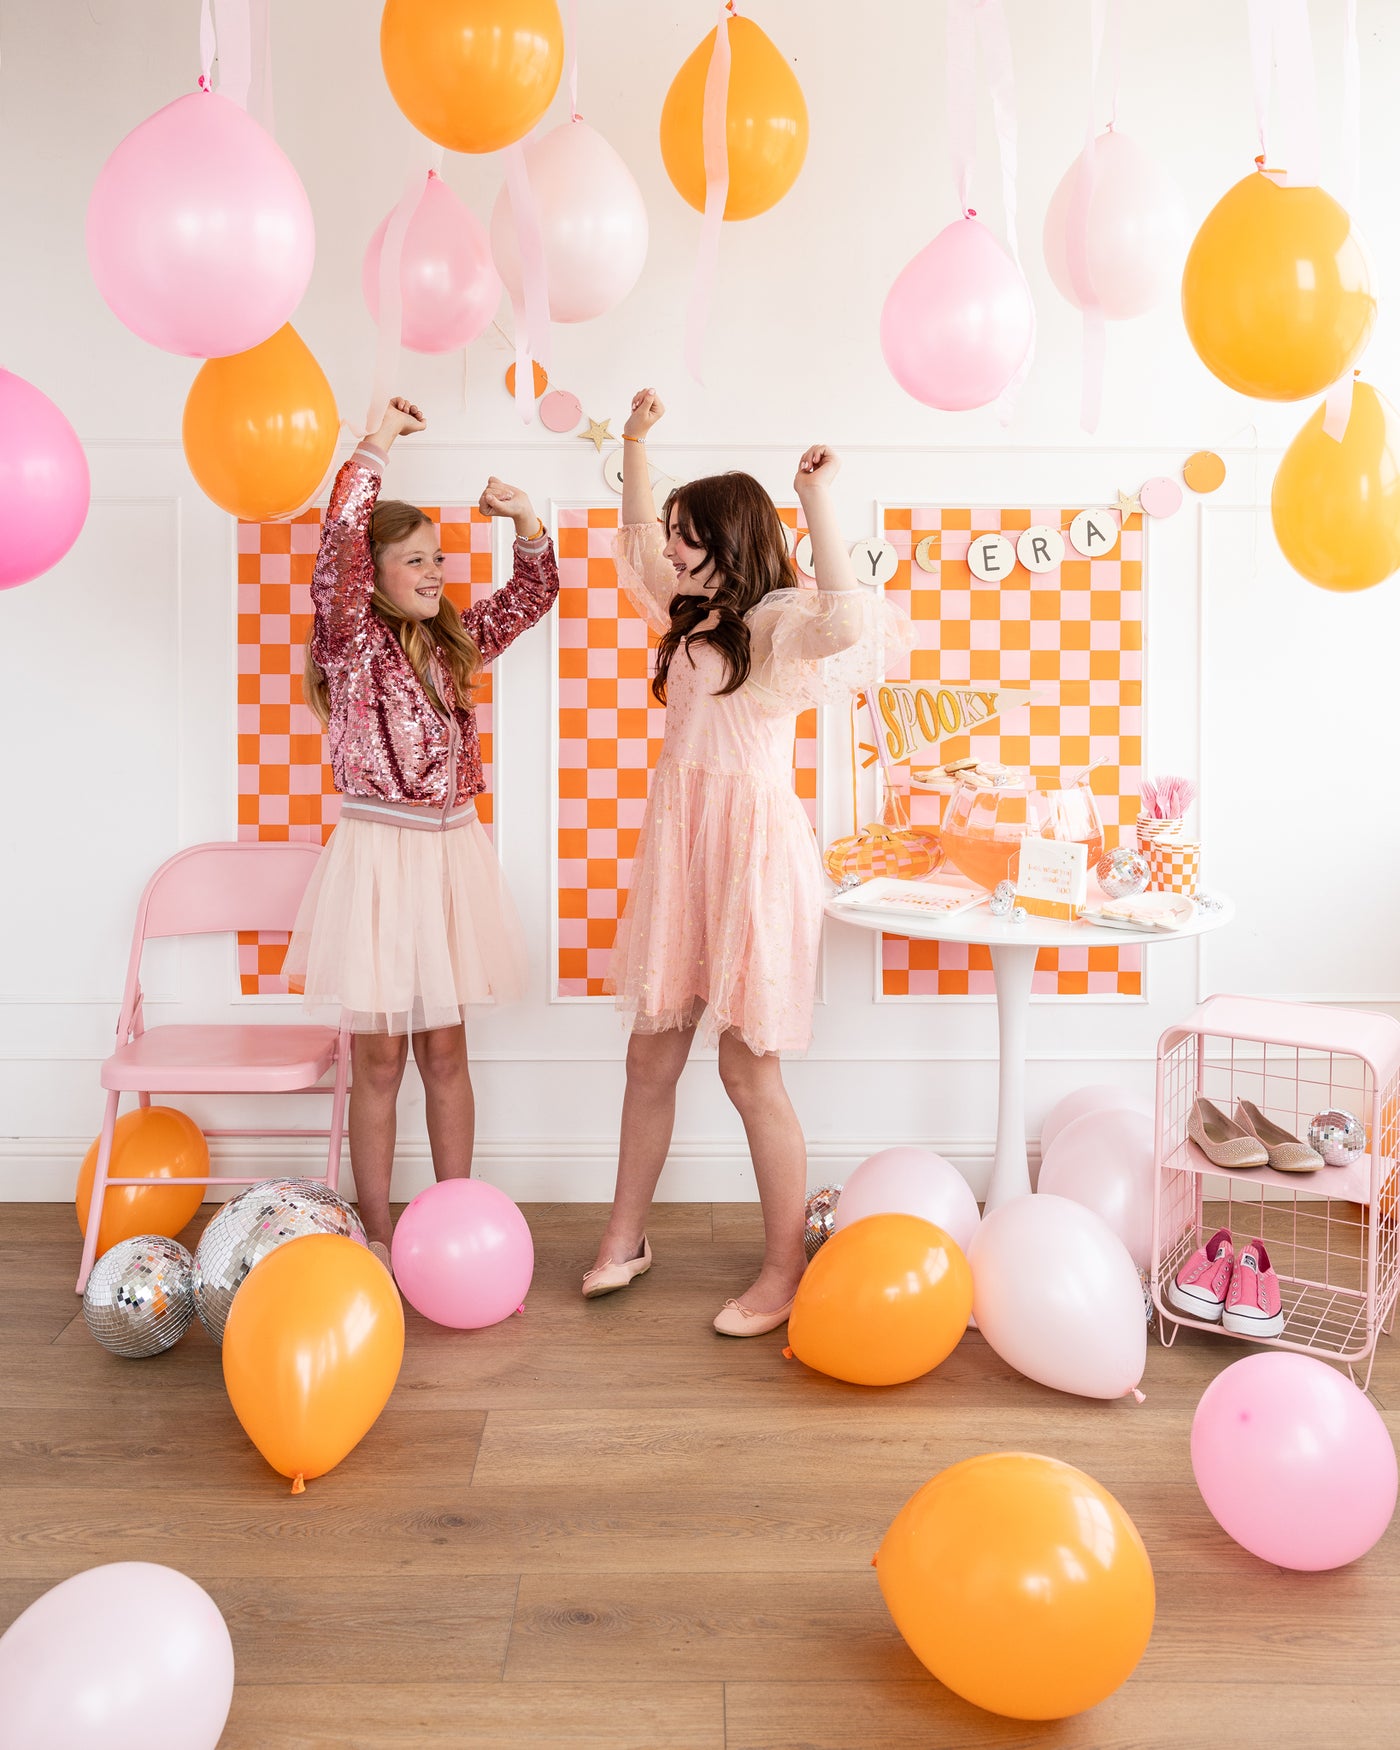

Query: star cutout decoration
left=579, top=416, right=614, bottom=453
left=1115, top=487, right=1143, bottom=519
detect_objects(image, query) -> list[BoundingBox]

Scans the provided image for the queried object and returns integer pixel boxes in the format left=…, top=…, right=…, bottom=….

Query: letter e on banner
left=966, top=533, right=1017, bottom=582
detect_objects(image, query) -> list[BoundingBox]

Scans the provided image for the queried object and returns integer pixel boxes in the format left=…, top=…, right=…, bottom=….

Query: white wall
left=4, top=0, right=1399, bottom=1204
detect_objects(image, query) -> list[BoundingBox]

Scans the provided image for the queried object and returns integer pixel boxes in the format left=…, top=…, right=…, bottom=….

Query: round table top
left=824, top=884, right=1235, bottom=950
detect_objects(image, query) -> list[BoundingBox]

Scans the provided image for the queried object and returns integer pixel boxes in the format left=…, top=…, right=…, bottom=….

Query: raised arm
left=464, top=476, right=560, bottom=663
left=310, top=398, right=424, bottom=667
left=621, top=387, right=665, bottom=526
left=793, top=445, right=857, bottom=595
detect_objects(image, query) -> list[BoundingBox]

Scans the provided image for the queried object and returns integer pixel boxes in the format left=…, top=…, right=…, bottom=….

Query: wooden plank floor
left=2, top=1201, right=1397, bottom=1749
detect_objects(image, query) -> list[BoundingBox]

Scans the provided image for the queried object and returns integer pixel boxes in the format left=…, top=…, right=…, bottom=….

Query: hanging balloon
left=379, top=0, right=564, bottom=155
left=491, top=120, right=649, bottom=323
left=881, top=217, right=1034, bottom=412
left=182, top=324, right=338, bottom=521
left=1043, top=129, right=1188, bottom=320
left=1181, top=167, right=1376, bottom=400
left=660, top=14, right=808, bottom=221
left=1271, top=381, right=1400, bottom=592
left=87, top=90, right=314, bottom=359
left=0, top=370, right=90, bottom=589
left=363, top=172, right=502, bottom=353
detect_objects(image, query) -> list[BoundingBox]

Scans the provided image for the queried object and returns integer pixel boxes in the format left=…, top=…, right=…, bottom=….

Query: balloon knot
left=870, top=1553, right=879, bottom=1567
left=965, top=207, right=978, bottom=220
left=198, top=75, right=209, bottom=92
left=291, top=1473, right=306, bottom=1494
left=781, top=1346, right=794, bottom=1359
left=515, top=1304, right=526, bottom=1315
left=1128, top=1387, right=1146, bottom=1405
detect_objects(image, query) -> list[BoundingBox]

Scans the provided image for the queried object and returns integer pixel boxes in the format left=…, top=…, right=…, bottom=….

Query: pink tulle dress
left=607, top=523, right=915, bottom=1055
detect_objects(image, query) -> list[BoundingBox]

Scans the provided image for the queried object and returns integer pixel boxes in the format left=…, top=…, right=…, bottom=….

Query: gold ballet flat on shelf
left=1187, top=1096, right=1270, bottom=1169
left=1234, top=1099, right=1324, bottom=1173
left=581, top=1237, right=651, bottom=1299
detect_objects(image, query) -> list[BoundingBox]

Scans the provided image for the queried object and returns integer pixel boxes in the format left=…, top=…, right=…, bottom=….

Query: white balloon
left=1039, top=1108, right=1156, bottom=1271
left=1043, top=128, right=1189, bottom=320
left=1036, top=1082, right=1154, bottom=1187
left=969, top=1194, right=1146, bottom=1400
left=833, top=1146, right=981, bottom=1254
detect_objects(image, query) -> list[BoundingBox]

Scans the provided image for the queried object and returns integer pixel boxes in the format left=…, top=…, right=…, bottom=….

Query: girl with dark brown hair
left=583, top=389, right=913, bottom=1333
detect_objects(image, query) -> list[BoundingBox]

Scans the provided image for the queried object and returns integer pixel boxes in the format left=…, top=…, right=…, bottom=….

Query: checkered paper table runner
left=554, top=505, right=818, bottom=998
left=235, top=505, right=496, bottom=995
left=878, top=507, right=1143, bottom=998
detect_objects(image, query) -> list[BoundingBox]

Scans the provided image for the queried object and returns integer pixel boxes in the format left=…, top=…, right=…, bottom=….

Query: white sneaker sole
left=1223, top=1306, right=1285, bottom=1339
left=1167, top=1279, right=1225, bottom=1322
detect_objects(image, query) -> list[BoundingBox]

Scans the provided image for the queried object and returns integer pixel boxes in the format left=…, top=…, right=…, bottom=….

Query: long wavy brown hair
left=302, top=500, right=481, bottom=724
left=652, top=472, right=797, bottom=703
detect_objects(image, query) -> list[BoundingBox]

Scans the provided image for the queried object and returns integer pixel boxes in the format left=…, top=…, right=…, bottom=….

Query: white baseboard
left=0, top=1135, right=1007, bottom=1205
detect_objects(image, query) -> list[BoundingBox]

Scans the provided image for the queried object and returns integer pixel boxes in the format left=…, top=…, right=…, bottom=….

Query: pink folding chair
left=76, top=841, right=351, bottom=1292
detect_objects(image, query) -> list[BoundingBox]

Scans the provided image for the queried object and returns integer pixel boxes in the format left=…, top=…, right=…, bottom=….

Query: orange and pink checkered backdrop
left=554, top=505, right=818, bottom=998
left=236, top=506, right=495, bottom=995
left=878, top=507, right=1143, bottom=999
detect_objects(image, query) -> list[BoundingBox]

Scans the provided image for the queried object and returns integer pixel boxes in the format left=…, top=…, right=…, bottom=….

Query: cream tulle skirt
left=285, top=816, right=527, bottom=1034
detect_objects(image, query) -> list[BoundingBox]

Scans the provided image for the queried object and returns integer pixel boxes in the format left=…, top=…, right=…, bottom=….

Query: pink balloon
left=87, top=90, right=314, bottom=358
left=491, top=119, right=649, bottom=324
left=0, top=371, right=90, bottom=589
left=833, top=1147, right=980, bottom=1254
left=363, top=172, right=502, bottom=354
left=0, top=1562, right=233, bottom=1749
left=1037, top=1083, right=1153, bottom=1186
left=1038, top=1108, right=1155, bottom=1271
left=391, top=1179, right=534, bottom=1329
left=1192, top=1354, right=1397, bottom=1569
left=1043, top=129, right=1188, bottom=321
left=880, top=217, right=1033, bottom=412
left=969, top=1195, right=1146, bottom=1400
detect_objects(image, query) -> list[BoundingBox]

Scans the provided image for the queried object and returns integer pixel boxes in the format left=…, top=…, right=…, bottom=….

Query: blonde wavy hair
left=302, top=499, right=481, bottom=725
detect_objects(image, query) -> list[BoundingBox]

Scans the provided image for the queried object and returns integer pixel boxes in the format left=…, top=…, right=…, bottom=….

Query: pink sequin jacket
left=310, top=444, right=558, bottom=807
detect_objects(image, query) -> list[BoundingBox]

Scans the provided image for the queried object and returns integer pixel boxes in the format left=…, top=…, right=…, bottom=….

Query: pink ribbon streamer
left=248, top=0, right=275, bottom=135
left=1322, top=0, right=1362, bottom=444
left=1247, top=0, right=1320, bottom=187
left=199, top=0, right=216, bottom=86
left=365, top=154, right=440, bottom=435
left=684, top=3, right=734, bottom=384
left=567, top=0, right=580, bottom=120
left=1067, top=0, right=1108, bottom=433
left=946, top=0, right=977, bottom=218
left=974, top=0, right=1034, bottom=425
left=504, top=141, right=552, bottom=423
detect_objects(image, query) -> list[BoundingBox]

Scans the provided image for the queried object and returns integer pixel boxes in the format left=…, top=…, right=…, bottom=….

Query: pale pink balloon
left=969, top=1195, right=1146, bottom=1400
left=1043, top=128, right=1188, bottom=321
left=1038, top=1108, right=1155, bottom=1270
left=0, top=370, right=90, bottom=590
left=87, top=90, right=314, bottom=359
left=363, top=172, right=502, bottom=354
left=391, top=1178, right=534, bottom=1329
left=880, top=217, right=1033, bottom=412
left=0, top=1562, right=234, bottom=1749
left=490, top=119, right=649, bottom=324
left=1192, top=1354, right=1397, bottom=1569
left=833, top=1146, right=980, bottom=1254
left=1037, top=1083, right=1153, bottom=1186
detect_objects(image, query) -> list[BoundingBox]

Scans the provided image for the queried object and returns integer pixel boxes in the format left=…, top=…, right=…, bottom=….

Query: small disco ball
left=83, top=1235, right=196, bottom=1358
left=803, top=1185, right=842, bottom=1261
left=1136, top=1266, right=1155, bottom=1330
left=1308, top=1109, right=1366, bottom=1167
left=989, top=880, right=1016, bottom=918
left=193, top=1176, right=366, bottom=1344
left=1096, top=846, right=1150, bottom=900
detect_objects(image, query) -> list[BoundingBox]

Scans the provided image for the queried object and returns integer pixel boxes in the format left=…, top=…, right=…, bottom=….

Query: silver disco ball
left=1096, top=846, right=1150, bottom=900
left=193, top=1177, right=366, bottom=1344
left=803, top=1185, right=842, bottom=1261
left=83, top=1235, right=196, bottom=1358
left=1308, top=1109, right=1366, bottom=1168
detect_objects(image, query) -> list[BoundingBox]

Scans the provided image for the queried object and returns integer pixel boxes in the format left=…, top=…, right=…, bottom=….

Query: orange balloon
left=183, top=324, right=338, bottom=522
left=787, top=1214, right=971, bottom=1386
left=380, top=0, right=563, bottom=155
left=877, top=1453, right=1155, bottom=1720
left=1271, top=382, right=1400, bottom=592
left=660, top=16, right=808, bottom=222
left=222, top=1234, right=404, bottom=1488
left=1182, top=168, right=1375, bottom=401
left=75, top=1105, right=207, bottom=1258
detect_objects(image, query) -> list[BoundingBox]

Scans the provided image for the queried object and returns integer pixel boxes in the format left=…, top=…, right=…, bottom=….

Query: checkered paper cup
left=1136, top=813, right=1184, bottom=854
left=1145, top=838, right=1199, bottom=895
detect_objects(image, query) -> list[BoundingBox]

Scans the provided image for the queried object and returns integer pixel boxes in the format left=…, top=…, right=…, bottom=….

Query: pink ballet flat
left=582, top=1237, right=651, bottom=1299
left=712, top=1294, right=796, bottom=1338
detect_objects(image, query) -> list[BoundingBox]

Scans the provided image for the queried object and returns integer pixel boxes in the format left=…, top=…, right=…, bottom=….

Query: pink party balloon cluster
left=0, top=370, right=90, bottom=590
left=363, top=172, right=502, bottom=355
left=87, top=90, right=314, bottom=359
left=833, top=1145, right=981, bottom=1255
left=1039, top=1107, right=1156, bottom=1272
left=391, top=1178, right=535, bottom=1329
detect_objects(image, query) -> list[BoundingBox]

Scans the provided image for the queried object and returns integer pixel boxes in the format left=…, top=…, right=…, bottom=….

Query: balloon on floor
left=832, top=1146, right=980, bottom=1254
left=391, top=1178, right=535, bottom=1329
left=876, top=1453, right=1155, bottom=1719
left=1038, top=1082, right=1153, bottom=1180
left=1038, top=1107, right=1155, bottom=1271
left=74, top=1105, right=207, bottom=1259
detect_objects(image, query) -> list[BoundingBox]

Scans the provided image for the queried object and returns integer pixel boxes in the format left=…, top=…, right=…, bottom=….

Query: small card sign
left=1014, top=837, right=1088, bottom=921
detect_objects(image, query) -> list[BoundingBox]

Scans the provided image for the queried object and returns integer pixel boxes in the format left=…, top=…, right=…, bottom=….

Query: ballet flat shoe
left=582, top=1237, right=652, bottom=1299
left=1187, top=1096, right=1269, bottom=1169
left=1234, top=1098, right=1325, bottom=1172
left=712, top=1294, right=797, bottom=1337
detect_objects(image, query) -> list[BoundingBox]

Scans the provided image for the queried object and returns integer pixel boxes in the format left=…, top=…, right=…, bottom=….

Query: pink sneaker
left=1168, top=1227, right=1234, bottom=1322
left=1223, top=1238, right=1284, bottom=1339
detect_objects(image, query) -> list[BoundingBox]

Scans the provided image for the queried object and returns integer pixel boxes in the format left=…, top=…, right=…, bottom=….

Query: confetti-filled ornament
left=803, top=1185, right=842, bottom=1260
left=1308, top=1109, right=1366, bottom=1167
left=1096, top=847, right=1150, bottom=899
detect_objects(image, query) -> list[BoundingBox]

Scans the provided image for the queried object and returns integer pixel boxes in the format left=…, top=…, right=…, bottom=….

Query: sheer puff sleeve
left=745, top=586, right=917, bottom=712
left=615, top=522, right=675, bottom=635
